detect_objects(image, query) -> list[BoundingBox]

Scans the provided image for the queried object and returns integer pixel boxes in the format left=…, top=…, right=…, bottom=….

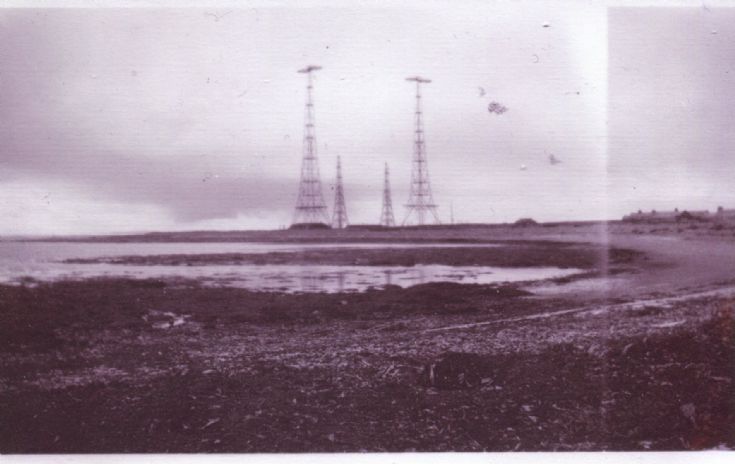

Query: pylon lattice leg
left=404, top=76, right=440, bottom=226
left=292, top=65, right=329, bottom=227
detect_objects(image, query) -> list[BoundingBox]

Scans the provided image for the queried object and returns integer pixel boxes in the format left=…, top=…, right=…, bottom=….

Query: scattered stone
left=147, top=310, right=190, bottom=329
left=201, top=417, right=219, bottom=429
left=681, top=403, right=696, bottom=424
left=420, top=352, right=489, bottom=389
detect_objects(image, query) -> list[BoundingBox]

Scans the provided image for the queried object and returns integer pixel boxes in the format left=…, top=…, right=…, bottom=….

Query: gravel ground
left=1, top=235, right=733, bottom=452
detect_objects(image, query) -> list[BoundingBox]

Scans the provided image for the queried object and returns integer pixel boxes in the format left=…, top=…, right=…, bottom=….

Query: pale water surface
left=0, top=242, right=583, bottom=293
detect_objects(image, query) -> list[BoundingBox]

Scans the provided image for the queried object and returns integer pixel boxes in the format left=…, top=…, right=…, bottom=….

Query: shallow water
left=0, top=241, right=583, bottom=293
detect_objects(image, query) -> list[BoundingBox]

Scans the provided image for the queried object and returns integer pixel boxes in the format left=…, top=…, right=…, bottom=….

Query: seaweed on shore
left=0, top=278, right=535, bottom=352
left=63, top=243, right=641, bottom=270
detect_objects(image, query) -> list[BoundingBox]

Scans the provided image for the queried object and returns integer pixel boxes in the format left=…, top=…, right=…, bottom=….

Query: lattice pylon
left=380, top=162, right=396, bottom=227
left=332, top=156, right=349, bottom=229
left=403, top=76, right=440, bottom=226
left=292, top=65, right=330, bottom=226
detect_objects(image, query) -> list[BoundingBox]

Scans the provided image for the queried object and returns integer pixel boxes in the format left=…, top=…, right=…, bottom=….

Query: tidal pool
left=0, top=241, right=584, bottom=293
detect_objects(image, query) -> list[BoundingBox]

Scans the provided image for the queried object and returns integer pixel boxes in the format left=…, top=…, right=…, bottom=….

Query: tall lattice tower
left=292, top=65, right=329, bottom=227
left=380, top=162, right=396, bottom=227
left=404, top=76, right=440, bottom=226
left=332, top=156, right=349, bottom=229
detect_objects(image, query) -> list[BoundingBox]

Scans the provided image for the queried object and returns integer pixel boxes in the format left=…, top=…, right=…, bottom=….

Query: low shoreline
left=8, top=218, right=735, bottom=244
left=61, top=242, right=639, bottom=269
left=1, top=233, right=733, bottom=452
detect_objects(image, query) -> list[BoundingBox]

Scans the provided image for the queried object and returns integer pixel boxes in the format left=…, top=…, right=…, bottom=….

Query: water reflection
left=101, top=265, right=581, bottom=292
left=2, top=262, right=584, bottom=293
left=383, top=269, right=394, bottom=286
left=0, top=242, right=585, bottom=294
left=336, top=270, right=346, bottom=293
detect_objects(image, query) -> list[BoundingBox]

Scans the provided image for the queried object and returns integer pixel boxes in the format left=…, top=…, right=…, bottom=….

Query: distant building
left=623, top=206, right=735, bottom=224
left=715, top=206, right=735, bottom=223
left=513, top=218, right=538, bottom=227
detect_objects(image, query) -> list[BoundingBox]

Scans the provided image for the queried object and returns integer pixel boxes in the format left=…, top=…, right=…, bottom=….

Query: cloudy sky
left=609, top=5, right=735, bottom=215
left=0, top=1, right=732, bottom=234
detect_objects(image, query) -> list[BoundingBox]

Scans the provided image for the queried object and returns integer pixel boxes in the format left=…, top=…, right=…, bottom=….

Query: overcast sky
left=609, top=6, right=735, bottom=215
left=0, top=2, right=732, bottom=234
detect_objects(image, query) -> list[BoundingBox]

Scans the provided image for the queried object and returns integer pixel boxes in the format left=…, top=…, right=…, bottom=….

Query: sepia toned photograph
left=0, top=0, right=734, bottom=457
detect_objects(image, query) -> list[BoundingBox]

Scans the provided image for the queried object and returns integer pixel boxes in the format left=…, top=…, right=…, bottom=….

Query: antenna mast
left=332, top=156, right=349, bottom=229
left=380, top=162, right=396, bottom=227
left=292, top=65, right=329, bottom=227
left=403, top=76, right=440, bottom=226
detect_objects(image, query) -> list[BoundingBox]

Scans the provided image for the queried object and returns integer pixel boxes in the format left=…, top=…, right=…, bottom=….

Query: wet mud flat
left=63, top=241, right=634, bottom=268
left=1, top=241, right=733, bottom=452
left=51, top=242, right=634, bottom=292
